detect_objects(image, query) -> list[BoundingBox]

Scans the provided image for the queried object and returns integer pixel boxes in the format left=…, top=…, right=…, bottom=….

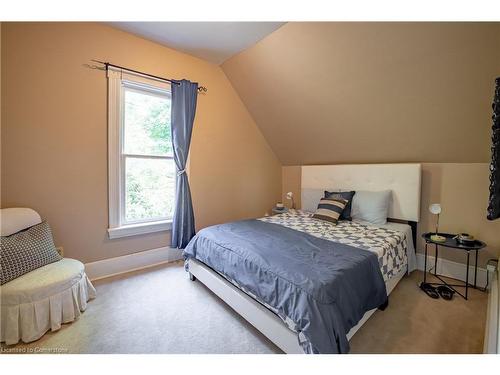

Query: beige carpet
left=2, top=261, right=487, bottom=354
left=349, top=271, right=487, bottom=353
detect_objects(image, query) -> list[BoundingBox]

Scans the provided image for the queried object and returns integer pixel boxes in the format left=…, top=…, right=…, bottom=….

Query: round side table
left=422, top=232, right=486, bottom=300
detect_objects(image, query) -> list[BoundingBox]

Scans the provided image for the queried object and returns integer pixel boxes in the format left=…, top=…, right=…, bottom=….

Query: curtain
left=170, top=79, right=198, bottom=247
left=488, top=77, right=500, bottom=220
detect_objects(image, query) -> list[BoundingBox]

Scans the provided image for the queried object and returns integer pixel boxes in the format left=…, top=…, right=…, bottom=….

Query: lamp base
left=430, top=234, right=446, bottom=243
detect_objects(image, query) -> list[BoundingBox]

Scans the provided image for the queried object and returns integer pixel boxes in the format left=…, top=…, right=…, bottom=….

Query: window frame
left=107, top=68, right=175, bottom=239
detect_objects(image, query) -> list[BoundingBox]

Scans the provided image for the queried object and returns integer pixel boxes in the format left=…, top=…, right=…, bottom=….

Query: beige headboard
left=301, top=164, right=422, bottom=222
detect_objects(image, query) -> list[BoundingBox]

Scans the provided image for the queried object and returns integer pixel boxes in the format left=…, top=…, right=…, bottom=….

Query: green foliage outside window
left=123, top=89, right=175, bottom=222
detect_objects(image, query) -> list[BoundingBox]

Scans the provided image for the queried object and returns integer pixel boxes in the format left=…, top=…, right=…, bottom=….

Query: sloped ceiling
left=221, top=22, right=500, bottom=166
left=110, top=22, right=285, bottom=64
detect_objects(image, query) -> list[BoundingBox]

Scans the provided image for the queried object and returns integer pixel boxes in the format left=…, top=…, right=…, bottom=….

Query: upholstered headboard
left=301, top=164, right=422, bottom=222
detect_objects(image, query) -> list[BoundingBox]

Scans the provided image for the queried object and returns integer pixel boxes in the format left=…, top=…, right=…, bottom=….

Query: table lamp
left=429, top=203, right=446, bottom=242
left=286, top=191, right=295, bottom=209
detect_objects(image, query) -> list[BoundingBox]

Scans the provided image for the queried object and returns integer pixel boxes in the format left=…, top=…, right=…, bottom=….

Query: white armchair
left=0, top=208, right=96, bottom=345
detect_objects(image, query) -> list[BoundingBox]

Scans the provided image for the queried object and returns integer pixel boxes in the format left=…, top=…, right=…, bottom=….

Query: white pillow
left=0, top=208, right=42, bottom=236
left=301, top=189, right=325, bottom=212
left=351, top=190, right=391, bottom=225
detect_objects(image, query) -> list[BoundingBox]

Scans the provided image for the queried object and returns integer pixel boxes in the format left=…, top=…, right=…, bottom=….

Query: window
left=107, top=69, right=175, bottom=239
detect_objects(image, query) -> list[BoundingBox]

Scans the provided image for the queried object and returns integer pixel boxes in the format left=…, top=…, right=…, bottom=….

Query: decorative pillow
left=0, top=221, right=62, bottom=285
left=324, top=190, right=356, bottom=221
left=0, top=208, right=42, bottom=236
left=311, top=197, right=348, bottom=225
left=351, top=190, right=391, bottom=225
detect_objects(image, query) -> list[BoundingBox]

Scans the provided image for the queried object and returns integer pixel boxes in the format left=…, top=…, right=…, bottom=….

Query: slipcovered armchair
left=0, top=208, right=96, bottom=345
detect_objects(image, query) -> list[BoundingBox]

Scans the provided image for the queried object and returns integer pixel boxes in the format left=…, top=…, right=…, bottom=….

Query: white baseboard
left=84, top=246, right=183, bottom=281
left=416, top=253, right=489, bottom=289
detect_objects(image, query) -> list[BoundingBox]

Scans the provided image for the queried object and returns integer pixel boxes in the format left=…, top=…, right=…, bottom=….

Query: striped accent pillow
left=311, top=197, right=348, bottom=225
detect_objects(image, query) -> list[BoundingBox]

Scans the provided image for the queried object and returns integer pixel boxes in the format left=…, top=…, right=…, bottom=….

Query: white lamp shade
left=429, top=203, right=442, bottom=215
left=286, top=192, right=293, bottom=200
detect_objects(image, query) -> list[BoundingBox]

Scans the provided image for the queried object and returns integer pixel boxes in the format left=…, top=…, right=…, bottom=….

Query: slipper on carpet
left=419, top=282, right=440, bottom=299
left=436, top=285, right=454, bottom=300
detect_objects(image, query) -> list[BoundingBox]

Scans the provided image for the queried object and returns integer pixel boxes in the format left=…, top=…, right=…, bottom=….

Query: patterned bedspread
left=259, top=210, right=408, bottom=281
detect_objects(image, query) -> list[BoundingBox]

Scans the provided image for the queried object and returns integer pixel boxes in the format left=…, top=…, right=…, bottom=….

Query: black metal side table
left=422, top=232, right=486, bottom=300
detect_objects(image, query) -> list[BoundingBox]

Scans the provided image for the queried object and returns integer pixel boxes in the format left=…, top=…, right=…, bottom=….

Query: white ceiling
left=110, top=22, right=285, bottom=65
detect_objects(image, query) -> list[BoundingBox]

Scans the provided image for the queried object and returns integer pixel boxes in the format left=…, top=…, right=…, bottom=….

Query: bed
left=184, top=164, right=421, bottom=354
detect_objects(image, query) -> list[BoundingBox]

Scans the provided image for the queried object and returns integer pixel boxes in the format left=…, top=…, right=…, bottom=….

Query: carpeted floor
left=2, top=261, right=488, bottom=354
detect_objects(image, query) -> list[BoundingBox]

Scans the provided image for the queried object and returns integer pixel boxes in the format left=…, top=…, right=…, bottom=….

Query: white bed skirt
left=1, top=259, right=97, bottom=345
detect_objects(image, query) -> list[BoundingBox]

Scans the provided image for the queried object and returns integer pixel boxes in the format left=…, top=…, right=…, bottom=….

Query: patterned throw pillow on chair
left=312, top=197, right=348, bottom=225
left=0, top=221, right=62, bottom=285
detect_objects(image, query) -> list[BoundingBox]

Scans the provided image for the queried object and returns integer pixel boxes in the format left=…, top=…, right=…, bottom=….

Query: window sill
left=108, top=220, right=172, bottom=239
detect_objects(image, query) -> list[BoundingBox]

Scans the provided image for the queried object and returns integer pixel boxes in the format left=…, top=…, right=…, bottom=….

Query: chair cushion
left=1, top=258, right=85, bottom=306
left=1, top=221, right=62, bottom=285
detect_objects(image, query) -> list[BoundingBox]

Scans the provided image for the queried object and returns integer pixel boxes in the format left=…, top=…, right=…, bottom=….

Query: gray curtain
left=171, top=79, right=198, bottom=248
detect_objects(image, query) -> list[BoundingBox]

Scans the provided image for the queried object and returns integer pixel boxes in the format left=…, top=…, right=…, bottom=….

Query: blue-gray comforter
left=183, top=219, right=387, bottom=354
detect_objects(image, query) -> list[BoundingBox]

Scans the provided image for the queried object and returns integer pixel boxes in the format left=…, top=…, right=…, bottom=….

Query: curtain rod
left=90, top=60, right=208, bottom=93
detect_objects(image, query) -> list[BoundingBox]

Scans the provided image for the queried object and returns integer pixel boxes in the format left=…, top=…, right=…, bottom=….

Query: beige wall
left=282, top=164, right=500, bottom=267
left=2, top=22, right=499, bottom=269
left=1, top=23, right=282, bottom=263
left=222, top=22, right=500, bottom=166
left=282, top=166, right=301, bottom=209
left=417, top=163, right=500, bottom=267
left=230, top=22, right=500, bottom=268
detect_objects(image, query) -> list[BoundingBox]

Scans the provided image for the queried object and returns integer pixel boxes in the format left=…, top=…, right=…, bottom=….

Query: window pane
left=125, top=157, right=175, bottom=222
left=123, top=88, right=172, bottom=156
